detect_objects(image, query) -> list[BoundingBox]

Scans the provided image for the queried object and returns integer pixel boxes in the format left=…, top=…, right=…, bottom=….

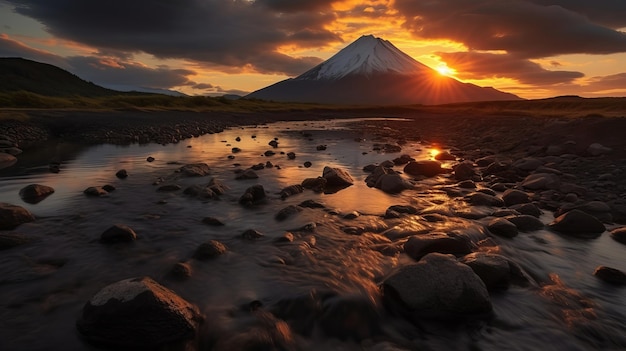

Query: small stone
left=201, top=217, right=224, bottom=226
left=316, top=145, right=327, bottom=151
left=146, top=156, right=155, bottom=162
left=303, top=161, right=312, bottom=168
left=193, top=240, right=227, bottom=259
left=102, top=184, right=116, bottom=192
left=241, top=229, right=264, bottom=240
left=115, top=169, right=128, bottom=179
left=404, top=160, right=444, bottom=178
left=275, top=205, right=302, bottom=221
left=84, top=186, right=108, bottom=196
left=170, top=262, right=192, bottom=279
left=157, top=184, right=182, bottom=192
left=610, top=227, right=626, bottom=245
left=504, top=215, right=544, bottom=232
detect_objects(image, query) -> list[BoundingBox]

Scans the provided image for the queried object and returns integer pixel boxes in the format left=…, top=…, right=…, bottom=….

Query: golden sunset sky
left=1, top=0, right=626, bottom=99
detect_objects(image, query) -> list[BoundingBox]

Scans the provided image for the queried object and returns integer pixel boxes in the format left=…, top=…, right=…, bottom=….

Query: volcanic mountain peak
left=297, top=34, right=430, bottom=80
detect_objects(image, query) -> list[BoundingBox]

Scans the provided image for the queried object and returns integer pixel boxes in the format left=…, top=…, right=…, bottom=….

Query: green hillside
left=0, top=57, right=119, bottom=97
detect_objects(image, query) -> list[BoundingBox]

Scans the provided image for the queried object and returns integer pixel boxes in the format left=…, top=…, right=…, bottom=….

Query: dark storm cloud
left=528, top=0, right=626, bottom=28
left=6, top=0, right=340, bottom=75
left=438, top=51, right=584, bottom=85
left=254, top=0, right=338, bottom=12
left=395, top=0, right=626, bottom=58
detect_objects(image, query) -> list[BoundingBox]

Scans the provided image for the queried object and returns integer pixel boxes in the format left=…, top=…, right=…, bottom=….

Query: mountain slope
left=0, top=57, right=120, bottom=97
left=247, top=35, right=521, bottom=105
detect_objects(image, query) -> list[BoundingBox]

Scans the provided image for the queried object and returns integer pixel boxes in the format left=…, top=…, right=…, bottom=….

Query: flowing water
left=0, top=118, right=624, bottom=350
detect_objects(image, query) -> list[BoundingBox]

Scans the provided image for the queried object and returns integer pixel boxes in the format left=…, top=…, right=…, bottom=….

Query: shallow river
left=0, top=118, right=624, bottom=350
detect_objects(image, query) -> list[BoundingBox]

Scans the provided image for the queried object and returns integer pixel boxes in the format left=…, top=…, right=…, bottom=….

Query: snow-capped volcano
left=297, top=35, right=430, bottom=80
left=247, top=35, right=520, bottom=105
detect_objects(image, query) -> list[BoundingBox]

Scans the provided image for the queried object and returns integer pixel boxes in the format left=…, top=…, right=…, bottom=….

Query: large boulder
left=548, top=209, right=605, bottom=238
left=322, top=166, right=354, bottom=187
left=404, top=160, right=444, bottom=178
left=76, top=277, right=202, bottom=349
left=0, top=202, right=35, bottom=230
left=19, top=184, right=55, bottom=204
left=382, top=253, right=492, bottom=319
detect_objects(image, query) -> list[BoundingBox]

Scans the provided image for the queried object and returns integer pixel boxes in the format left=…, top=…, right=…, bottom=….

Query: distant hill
left=247, top=35, right=520, bottom=105
left=0, top=57, right=121, bottom=97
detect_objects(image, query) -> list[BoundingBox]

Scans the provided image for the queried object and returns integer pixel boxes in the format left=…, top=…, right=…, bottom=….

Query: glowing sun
left=435, top=64, right=456, bottom=77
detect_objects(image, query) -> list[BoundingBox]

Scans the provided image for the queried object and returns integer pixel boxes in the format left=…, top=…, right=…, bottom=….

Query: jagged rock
left=76, top=277, right=202, bottom=349
left=504, top=215, right=544, bottom=232
left=593, top=266, right=626, bottom=285
left=322, top=166, right=354, bottom=187
left=178, top=163, right=210, bottom=177
left=488, top=218, right=518, bottom=238
left=0, top=203, right=35, bottom=230
left=404, top=233, right=472, bottom=260
left=239, top=185, right=266, bottom=207
left=193, top=240, right=227, bottom=259
left=404, top=160, right=443, bottom=178
left=382, top=253, right=491, bottom=319
left=100, top=224, right=137, bottom=244
left=19, top=184, right=55, bottom=204
left=392, top=154, right=414, bottom=165
left=502, top=189, right=530, bottom=207
left=548, top=209, right=605, bottom=238
left=279, top=185, right=304, bottom=199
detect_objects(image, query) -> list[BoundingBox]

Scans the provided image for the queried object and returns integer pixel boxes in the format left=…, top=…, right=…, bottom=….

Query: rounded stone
left=19, top=184, right=55, bottom=204
left=100, top=224, right=137, bottom=244
left=193, top=240, right=227, bottom=260
left=0, top=202, right=35, bottom=230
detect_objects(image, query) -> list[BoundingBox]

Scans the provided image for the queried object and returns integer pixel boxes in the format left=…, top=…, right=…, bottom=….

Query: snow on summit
left=297, top=35, right=430, bottom=80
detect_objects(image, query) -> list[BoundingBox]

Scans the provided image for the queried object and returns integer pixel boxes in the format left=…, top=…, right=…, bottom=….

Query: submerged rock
left=382, top=253, right=491, bottom=319
left=0, top=202, right=35, bottom=230
left=115, top=169, right=128, bottom=179
left=76, top=277, right=201, bottom=349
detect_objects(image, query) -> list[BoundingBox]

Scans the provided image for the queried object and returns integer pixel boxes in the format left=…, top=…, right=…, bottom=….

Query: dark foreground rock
left=383, top=253, right=492, bottom=320
left=239, top=184, right=266, bottom=207
left=593, top=266, right=626, bottom=285
left=100, top=224, right=137, bottom=244
left=548, top=209, right=606, bottom=238
left=322, top=166, right=354, bottom=188
left=610, top=227, right=626, bottom=245
left=459, top=252, right=513, bottom=290
left=403, top=160, right=444, bottom=178
left=193, top=240, right=227, bottom=260
left=0, top=202, right=35, bottom=230
left=76, top=277, right=202, bottom=349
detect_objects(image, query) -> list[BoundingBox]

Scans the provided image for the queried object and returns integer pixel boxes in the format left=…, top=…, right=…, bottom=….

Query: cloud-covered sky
left=1, top=0, right=626, bottom=98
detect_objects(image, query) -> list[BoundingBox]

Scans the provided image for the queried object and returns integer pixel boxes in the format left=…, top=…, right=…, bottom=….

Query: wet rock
left=610, top=227, right=626, bottom=245
left=157, top=184, right=181, bottom=192
left=387, top=205, right=419, bottom=215
left=393, top=154, right=414, bottom=165
left=513, top=157, right=542, bottom=171
left=279, top=184, right=304, bottom=199
left=100, top=224, right=137, bottom=244
left=241, top=229, right=264, bottom=240
left=555, top=201, right=613, bottom=223
left=275, top=205, right=302, bottom=221
left=487, top=218, right=518, bottom=238
left=460, top=252, right=512, bottom=290
left=0, top=232, right=33, bottom=249
left=178, top=163, right=210, bottom=177
left=19, top=184, right=55, bottom=204
left=298, top=199, right=325, bottom=209
left=365, top=165, right=392, bottom=187
left=274, top=232, right=295, bottom=243
left=504, top=215, right=544, bottom=232
left=453, top=161, right=476, bottom=181
left=382, top=253, right=491, bottom=319
left=146, top=156, right=155, bottom=162
left=193, top=240, right=227, bottom=259
left=0, top=152, right=17, bottom=169
left=502, top=189, right=530, bottom=207
left=404, top=233, right=472, bottom=260
left=0, top=203, right=35, bottom=230
left=587, top=143, right=612, bottom=156
left=76, top=277, right=201, bottom=349
left=202, top=217, right=224, bottom=226
left=301, top=177, right=327, bottom=192
left=316, top=145, right=327, bottom=151
left=287, top=152, right=296, bottom=159
left=231, top=147, right=241, bottom=153
left=343, top=211, right=360, bottom=220
left=383, top=221, right=431, bottom=240
left=467, top=192, right=505, bottom=207
left=319, top=294, right=380, bottom=340
left=322, top=166, right=354, bottom=187
left=269, top=140, right=278, bottom=148
left=458, top=180, right=476, bottom=189
left=510, top=203, right=542, bottom=217
left=264, top=150, right=276, bottom=157
left=239, top=184, right=266, bottom=207
left=593, top=266, right=626, bottom=285
left=548, top=209, right=605, bottom=238
left=483, top=161, right=510, bottom=176
left=235, top=169, right=259, bottom=180
left=170, top=262, right=192, bottom=279
left=404, top=160, right=443, bottom=178
left=102, top=184, right=116, bottom=192
left=521, top=173, right=560, bottom=190
left=375, top=173, right=413, bottom=194
left=115, top=169, right=128, bottom=179
left=49, top=162, right=61, bottom=173
left=303, top=161, right=312, bottom=168
left=434, top=150, right=456, bottom=161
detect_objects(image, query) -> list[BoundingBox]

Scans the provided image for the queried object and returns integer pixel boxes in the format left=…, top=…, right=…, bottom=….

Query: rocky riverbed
left=0, top=110, right=625, bottom=350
